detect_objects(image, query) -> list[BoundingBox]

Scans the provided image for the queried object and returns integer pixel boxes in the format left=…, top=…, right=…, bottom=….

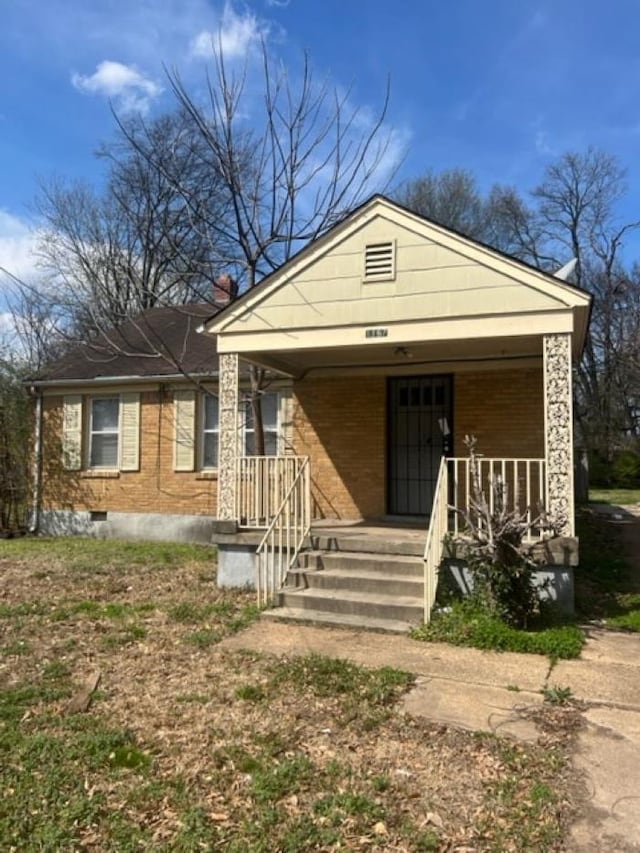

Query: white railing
left=255, top=457, right=311, bottom=606
left=423, top=456, right=449, bottom=624
left=448, top=457, right=546, bottom=542
left=236, top=456, right=308, bottom=529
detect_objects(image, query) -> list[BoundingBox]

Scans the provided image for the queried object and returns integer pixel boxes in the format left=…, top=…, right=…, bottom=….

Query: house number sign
left=365, top=328, right=388, bottom=338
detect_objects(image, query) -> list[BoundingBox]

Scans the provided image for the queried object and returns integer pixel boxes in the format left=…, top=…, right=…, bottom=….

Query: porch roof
left=204, top=196, right=591, bottom=374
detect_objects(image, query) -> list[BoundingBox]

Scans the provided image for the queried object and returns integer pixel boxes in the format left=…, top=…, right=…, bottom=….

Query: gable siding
left=226, top=215, right=568, bottom=334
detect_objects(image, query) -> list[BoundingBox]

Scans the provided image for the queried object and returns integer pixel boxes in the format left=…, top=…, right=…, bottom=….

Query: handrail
left=423, top=456, right=448, bottom=624
left=255, top=456, right=311, bottom=606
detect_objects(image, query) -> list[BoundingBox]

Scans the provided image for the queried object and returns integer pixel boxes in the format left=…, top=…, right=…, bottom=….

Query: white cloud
left=71, top=60, right=162, bottom=113
left=0, top=210, right=39, bottom=284
left=265, top=0, right=290, bottom=6
left=191, top=3, right=268, bottom=60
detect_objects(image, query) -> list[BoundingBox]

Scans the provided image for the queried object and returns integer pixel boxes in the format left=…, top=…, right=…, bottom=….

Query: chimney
left=213, top=273, right=238, bottom=306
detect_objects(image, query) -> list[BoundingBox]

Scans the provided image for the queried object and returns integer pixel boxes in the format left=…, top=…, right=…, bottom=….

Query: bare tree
left=396, top=168, right=487, bottom=240
left=35, top=110, right=233, bottom=340
left=399, top=150, right=640, bottom=466
left=120, top=45, right=398, bottom=451
left=531, top=149, right=640, bottom=458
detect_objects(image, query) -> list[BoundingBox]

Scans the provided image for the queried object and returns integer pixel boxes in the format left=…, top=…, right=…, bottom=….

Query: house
left=32, top=196, right=591, bottom=629
left=30, top=288, right=292, bottom=544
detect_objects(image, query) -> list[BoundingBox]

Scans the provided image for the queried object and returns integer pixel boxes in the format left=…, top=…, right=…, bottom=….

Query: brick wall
left=291, top=367, right=545, bottom=520
left=292, top=376, right=387, bottom=519
left=453, top=368, right=544, bottom=458
left=41, top=366, right=545, bottom=521
left=41, top=391, right=217, bottom=516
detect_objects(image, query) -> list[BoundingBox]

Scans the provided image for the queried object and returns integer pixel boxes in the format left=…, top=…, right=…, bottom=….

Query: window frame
left=200, top=392, right=220, bottom=471
left=244, top=392, right=280, bottom=457
left=88, top=396, right=120, bottom=470
left=197, top=390, right=281, bottom=469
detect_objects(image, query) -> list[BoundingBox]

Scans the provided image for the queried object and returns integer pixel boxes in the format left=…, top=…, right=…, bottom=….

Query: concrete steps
left=261, top=607, right=415, bottom=634
left=265, top=535, right=425, bottom=634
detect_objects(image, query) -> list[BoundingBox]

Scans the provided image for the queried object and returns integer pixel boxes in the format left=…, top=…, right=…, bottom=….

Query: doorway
left=387, top=375, right=453, bottom=516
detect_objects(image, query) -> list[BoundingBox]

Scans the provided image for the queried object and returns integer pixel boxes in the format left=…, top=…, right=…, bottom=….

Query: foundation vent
left=364, top=241, right=395, bottom=281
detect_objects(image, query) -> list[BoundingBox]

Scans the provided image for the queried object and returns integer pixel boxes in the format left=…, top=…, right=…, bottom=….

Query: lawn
left=575, top=510, right=640, bottom=631
left=588, top=487, right=640, bottom=506
left=0, top=536, right=582, bottom=850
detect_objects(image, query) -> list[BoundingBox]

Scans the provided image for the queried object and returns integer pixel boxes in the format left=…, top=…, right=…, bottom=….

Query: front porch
left=213, top=444, right=578, bottom=631
left=203, top=196, right=589, bottom=629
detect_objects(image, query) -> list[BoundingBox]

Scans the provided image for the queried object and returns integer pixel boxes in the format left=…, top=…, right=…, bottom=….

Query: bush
left=413, top=602, right=584, bottom=659
left=590, top=447, right=640, bottom=488
left=452, top=436, right=564, bottom=628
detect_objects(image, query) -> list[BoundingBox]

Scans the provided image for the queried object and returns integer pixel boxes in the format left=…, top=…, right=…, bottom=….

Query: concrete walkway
left=221, top=620, right=640, bottom=849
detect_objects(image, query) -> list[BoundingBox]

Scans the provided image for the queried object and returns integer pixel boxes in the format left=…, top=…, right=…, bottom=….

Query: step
left=278, top=587, right=423, bottom=623
left=262, top=606, right=415, bottom=634
left=301, top=568, right=424, bottom=598
left=319, top=551, right=424, bottom=577
left=311, top=534, right=424, bottom=558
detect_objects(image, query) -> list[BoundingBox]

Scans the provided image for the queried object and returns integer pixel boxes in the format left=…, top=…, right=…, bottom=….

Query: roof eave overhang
left=27, top=371, right=219, bottom=389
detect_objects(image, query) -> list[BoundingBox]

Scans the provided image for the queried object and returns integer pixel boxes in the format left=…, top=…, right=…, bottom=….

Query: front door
left=388, top=375, right=453, bottom=516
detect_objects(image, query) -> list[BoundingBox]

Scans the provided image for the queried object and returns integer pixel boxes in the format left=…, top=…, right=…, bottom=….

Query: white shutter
left=62, top=395, right=83, bottom=470
left=174, top=389, right=196, bottom=471
left=119, top=392, right=140, bottom=471
left=278, top=389, right=294, bottom=455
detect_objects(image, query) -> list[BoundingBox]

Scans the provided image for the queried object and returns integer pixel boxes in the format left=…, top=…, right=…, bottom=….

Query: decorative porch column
left=218, top=352, right=239, bottom=521
left=543, top=333, right=574, bottom=536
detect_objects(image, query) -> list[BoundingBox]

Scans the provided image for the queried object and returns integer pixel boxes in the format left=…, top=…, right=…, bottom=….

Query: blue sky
left=1, top=0, right=640, bottom=283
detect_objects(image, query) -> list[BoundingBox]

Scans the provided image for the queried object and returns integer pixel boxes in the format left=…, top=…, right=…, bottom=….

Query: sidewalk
left=220, top=619, right=640, bottom=849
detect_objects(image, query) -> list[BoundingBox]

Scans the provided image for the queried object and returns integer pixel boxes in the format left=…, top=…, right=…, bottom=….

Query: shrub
left=452, top=436, right=564, bottom=628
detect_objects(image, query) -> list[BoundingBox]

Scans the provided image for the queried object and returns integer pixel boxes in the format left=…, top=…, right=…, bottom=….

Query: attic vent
left=364, top=241, right=395, bottom=281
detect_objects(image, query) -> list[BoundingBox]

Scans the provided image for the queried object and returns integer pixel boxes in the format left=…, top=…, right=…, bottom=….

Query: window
left=245, top=393, right=279, bottom=456
left=89, top=398, right=119, bottom=468
left=202, top=394, right=219, bottom=469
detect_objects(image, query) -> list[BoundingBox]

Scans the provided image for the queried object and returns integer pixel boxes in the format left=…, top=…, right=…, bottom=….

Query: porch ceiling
left=240, top=333, right=544, bottom=377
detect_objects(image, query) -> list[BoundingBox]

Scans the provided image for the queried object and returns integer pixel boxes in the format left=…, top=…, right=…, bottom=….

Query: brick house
left=32, top=196, right=591, bottom=628
left=32, top=299, right=291, bottom=543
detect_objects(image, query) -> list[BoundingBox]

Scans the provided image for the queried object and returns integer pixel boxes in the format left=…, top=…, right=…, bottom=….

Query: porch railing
left=423, top=456, right=448, bottom=624
left=255, top=457, right=311, bottom=606
left=448, top=457, right=546, bottom=542
left=423, top=456, right=547, bottom=623
left=236, top=456, right=308, bottom=529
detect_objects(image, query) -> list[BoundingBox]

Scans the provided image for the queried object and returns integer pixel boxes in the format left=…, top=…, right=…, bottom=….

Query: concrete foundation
left=217, top=544, right=256, bottom=588
left=38, top=509, right=217, bottom=545
left=444, top=559, right=575, bottom=614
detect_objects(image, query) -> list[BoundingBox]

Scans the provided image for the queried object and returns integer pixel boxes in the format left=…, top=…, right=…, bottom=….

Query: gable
left=210, top=199, right=590, bottom=341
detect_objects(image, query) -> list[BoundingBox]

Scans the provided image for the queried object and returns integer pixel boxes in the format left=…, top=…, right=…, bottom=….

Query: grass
left=412, top=602, right=585, bottom=660
left=575, top=510, right=640, bottom=631
left=0, top=537, right=584, bottom=848
left=0, top=536, right=214, bottom=573
left=589, top=487, right=640, bottom=505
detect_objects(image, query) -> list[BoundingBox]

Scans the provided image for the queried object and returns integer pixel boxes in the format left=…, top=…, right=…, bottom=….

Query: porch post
left=543, top=333, right=574, bottom=536
left=218, top=352, right=239, bottom=521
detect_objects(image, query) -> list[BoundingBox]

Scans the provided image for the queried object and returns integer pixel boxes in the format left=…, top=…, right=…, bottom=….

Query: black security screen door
left=388, top=375, right=453, bottom=516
